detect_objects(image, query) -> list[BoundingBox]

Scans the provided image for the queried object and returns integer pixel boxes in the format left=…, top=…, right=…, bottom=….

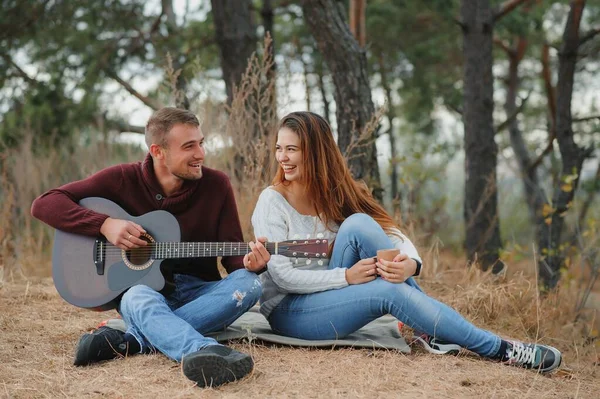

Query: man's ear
left=149, top=143, right=165, bottom=160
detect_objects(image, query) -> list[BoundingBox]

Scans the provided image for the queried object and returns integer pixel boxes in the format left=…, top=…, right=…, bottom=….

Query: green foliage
left=0, top=79, right=98, bottom=150
left=367, top=0, right=462, bottom=133
left=0, top=0, right=224, bottom=149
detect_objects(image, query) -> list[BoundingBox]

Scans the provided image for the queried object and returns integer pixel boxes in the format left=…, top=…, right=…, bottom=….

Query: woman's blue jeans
left=268, top=214, right=502, bottom=358
left=118, top=269, right=262, bottom=362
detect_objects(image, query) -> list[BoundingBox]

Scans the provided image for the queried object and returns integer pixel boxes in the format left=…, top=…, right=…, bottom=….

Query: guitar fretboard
left=149, top=242, right=277, bottom=259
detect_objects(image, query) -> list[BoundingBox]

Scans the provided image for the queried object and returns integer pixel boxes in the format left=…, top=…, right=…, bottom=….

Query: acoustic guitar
left=52, top=197, right=328, bottom=311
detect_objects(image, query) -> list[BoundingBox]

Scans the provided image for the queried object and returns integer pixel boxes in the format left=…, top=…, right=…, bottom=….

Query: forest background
left=1, top=0, right=599, bottom=397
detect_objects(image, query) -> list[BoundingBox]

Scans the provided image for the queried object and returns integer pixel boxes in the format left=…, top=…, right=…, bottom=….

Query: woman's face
left=276, top=127, right=303, bottom=182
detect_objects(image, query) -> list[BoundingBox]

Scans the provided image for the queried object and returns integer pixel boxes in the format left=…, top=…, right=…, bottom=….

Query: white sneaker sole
left=413, top=336, right=461, bottom=355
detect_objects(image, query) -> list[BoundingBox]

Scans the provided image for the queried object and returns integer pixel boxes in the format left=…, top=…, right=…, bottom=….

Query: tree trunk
left=577, top=163, right=600, bottom=229
left=349, top=0, right=366, bottom=47
left=504, top=38, right=546, bottom=232
left=261, top=0, right=276, bottom=81
left=315, top=58, right=331, bottom=125
left=460, top=0, right=503, bottom=272
left=377, top=52, right=400, bottom=209
left=211, top=0, right=257, bottom=105
left=538, top=0, right=589, bottom=289
left=302, top=55, right=312, bottom=111
left=302, top=0, right=381, bottom=198
left=162, top=0, right=189, bottom=109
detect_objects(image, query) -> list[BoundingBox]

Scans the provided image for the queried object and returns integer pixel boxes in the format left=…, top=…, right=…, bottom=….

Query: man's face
left=162, top=123, right=205, bottom=180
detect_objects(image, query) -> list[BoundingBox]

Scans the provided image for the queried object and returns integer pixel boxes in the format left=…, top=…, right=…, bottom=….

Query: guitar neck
left=150, top=242, right=277, bottom=259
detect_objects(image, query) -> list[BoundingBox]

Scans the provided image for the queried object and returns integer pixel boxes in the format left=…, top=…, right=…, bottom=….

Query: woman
left=251, top=111, right=561, bottom=373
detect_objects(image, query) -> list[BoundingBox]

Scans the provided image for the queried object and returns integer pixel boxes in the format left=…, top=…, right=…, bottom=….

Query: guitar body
left=52, top=197, right=180, bottom=311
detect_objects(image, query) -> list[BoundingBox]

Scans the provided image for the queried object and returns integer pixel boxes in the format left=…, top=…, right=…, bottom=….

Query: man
left=31, top=107, right=270, bottom=388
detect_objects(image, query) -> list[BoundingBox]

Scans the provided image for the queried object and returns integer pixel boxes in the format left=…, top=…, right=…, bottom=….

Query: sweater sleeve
left=31, top=165, right=125, bottom=236
left=251, top=189, right=348, bottom=294
left=388, top=228, right=423, bottom=265
left=217, top=176, right=245, bottom=273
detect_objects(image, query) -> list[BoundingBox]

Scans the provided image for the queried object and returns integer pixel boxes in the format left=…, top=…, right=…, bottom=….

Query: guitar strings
left=95, top=242, right=324, bottom=257
left=96, top=244, right=272, bottom=255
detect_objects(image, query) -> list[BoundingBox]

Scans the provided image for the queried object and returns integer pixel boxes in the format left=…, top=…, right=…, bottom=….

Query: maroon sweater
left=31, top=154, right=245, bottom=281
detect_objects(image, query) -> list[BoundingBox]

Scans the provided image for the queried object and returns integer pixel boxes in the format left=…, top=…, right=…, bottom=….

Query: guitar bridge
left=93, top=238, right=106, bottom=275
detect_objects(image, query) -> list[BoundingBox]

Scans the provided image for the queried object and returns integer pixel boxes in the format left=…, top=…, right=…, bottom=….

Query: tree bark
left=302, top=0, right=381, bottom=197
left=377, top=52, right=400, bottom=208
left=461, top=0, right=503, bottom=272
left=162, top=0, right=190, bottom=109
left=261, top=0, right=276, bottom=81
left=349, top=0, right=366, bottom=47
left=577, top=163, right=600, bottom=229
left=315, top=58, right=331, bottom=125
left=302, top=54, right=312, bottom=111
left=503, top=38, right=547, bottom=231
left=211, top=0, right=257, bottom=105
left=529, top=44, right=557, bottom=172
left=538, top=0, right=589, bottom=289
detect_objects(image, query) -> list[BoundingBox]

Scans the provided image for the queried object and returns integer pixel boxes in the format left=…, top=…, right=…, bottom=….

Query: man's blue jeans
left=268, top=214, right=502, bottom=358
left=119, top=269, right=262, bottom=361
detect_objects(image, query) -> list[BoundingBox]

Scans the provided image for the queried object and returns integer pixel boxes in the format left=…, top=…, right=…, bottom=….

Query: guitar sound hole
left=125, top=235, right=152, bottom=266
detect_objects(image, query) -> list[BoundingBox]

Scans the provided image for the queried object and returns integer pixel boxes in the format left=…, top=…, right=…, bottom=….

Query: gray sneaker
left=503, top=341, right=562, bottom=373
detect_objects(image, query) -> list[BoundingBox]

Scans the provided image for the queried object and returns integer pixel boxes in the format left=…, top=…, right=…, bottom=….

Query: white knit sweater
left=251, top=187, right=423, bottom=318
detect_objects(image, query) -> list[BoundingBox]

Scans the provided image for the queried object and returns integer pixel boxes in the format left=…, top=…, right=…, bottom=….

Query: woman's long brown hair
left=273, top=111, right=400, bottom=234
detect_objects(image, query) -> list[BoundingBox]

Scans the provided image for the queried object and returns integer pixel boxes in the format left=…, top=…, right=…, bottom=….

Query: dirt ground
left=1, top=274, right=598, bottom=399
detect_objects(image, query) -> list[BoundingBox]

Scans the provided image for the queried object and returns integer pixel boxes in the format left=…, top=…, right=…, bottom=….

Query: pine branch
left=528, top=138, right=555, bottom=174
left=104, top=117, right=146, bottom=134
left=493, top=37, right=514, bottom=56
left=116, top=122, right=146, bottom=134
left=494, top=0, right=533, bottom=22
left=528, top=43, right=556, bottom=174
left=107, top=71, right=162, bottom=110
left=1, top=53, right=38, bottom=85
left=495, top=91, right=530, bottom=133
left=446, top=102, right=463, bottom=116
left=454, top=17, right=467, bottom=32
left=573, top=115, right=600, bottom=123
left=579, top=27, right=600, bottom=47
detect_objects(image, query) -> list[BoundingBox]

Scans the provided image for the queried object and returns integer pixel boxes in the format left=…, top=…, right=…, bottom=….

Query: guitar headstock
left=275, top=239, right=329, bottom=259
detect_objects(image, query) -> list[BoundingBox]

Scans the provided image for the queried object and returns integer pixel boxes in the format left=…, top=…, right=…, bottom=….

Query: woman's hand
left=376, top=253, right=417, bottom=283
left=345, top=258, right=378, bottom=284
left=243, top=237, right=271, bottom=272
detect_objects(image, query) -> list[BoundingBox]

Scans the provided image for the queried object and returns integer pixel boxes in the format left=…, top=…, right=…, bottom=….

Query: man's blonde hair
left=145, top=107, right=200, bottom=149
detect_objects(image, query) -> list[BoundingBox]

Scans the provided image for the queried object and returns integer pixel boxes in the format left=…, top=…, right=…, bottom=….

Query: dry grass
left=1, top=256, right=599, bottom=398
left=0, top=132, right=146, bottom=281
